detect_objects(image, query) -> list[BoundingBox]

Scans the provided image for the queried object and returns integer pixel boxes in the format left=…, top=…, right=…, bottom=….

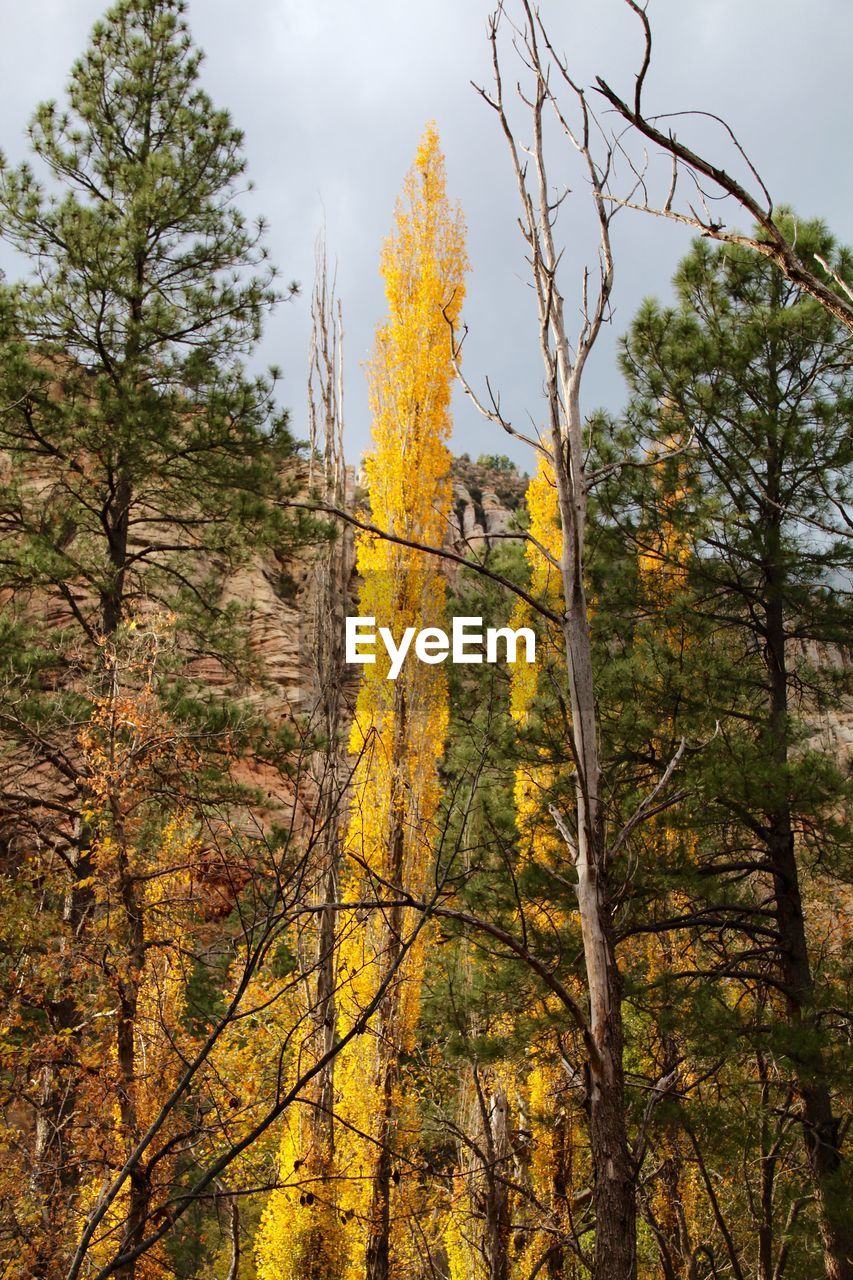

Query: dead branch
left=593, top=1, right=853, bottom=331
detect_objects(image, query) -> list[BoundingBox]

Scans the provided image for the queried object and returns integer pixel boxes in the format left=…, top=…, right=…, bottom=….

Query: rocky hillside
left=448, top=454, right=528, bottom=550
left=353, top=453, right=529, bottom=551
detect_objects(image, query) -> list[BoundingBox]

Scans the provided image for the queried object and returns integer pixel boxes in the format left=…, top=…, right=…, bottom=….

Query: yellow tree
left=255, top=124, right=467, bottom=1280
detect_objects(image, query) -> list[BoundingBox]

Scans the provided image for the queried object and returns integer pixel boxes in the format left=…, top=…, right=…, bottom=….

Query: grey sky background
left=1, top=0, right=851, bottom=470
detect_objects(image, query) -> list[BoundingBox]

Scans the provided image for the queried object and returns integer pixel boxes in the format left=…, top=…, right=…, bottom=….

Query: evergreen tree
left=0, top=2, right=303, bottom=1273
left=619, top=218, right=852, bottom=1280
left=0, top=0, right=296, bottom=645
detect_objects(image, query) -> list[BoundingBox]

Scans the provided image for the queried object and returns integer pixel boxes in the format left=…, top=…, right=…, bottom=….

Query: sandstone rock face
left=447, top=456, right=528, bottom=553
left=217, top=557, right=312, bottom=714
left=353, top=455, right=527, bottom=566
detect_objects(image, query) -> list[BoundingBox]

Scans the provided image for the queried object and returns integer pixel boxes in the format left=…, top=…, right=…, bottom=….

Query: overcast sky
left=1, top=0, right=851, bottom=469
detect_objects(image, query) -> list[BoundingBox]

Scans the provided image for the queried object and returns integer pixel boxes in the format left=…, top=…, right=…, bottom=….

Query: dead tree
left=296, top=239, right=354, bottom=1274
left=455, top=6, right=638, bottom=1276
left=594, top=0, right=853, bottom=332
left=306, top=237, right=351, bottom=1168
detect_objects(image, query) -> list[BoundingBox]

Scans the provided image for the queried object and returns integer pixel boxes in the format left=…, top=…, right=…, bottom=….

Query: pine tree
left=0, top=2, right=301, bottom=1273
left=620, top=217, right=852, bottom=1280
left=0, top=0, right=296, bottom=646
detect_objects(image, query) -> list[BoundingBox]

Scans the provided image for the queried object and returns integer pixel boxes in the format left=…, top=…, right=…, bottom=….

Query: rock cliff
left=448, top=455, right=528, bottom=551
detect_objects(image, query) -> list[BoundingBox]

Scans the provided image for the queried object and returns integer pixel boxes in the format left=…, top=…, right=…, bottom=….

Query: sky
left=1, top=0, right=851, bottom=470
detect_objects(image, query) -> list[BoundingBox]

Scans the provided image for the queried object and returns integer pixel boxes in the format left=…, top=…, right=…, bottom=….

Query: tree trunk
left=768, top=814, right=850, bottom=1279
left=481, top=1085, right=512, bottom=1280
left=764, top=559, right=850, bottom=1280
left=563, top=635, right=637, bottom=1280
left=757, top=1057, right=776, bottom=1280
left=555, top=377, right=637, bottom=1280
left=365, top=1059, right=396, bottom=1280
left=365, top=818, right=406, bottom=1280
left=113, top=820, right=149, bottom=1280
left=579, top=890, right=635, bottom=1280
left=302, top=256, right=350, bottom=1277
left=101, top=471, right=132, bottom=636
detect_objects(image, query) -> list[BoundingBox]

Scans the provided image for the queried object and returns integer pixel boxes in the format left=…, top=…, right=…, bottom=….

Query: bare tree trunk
left=481, top=1086, right=512, bottom=1280
left=301, top=243, right=353, bottom=1277
left=112, top=796, right=149, bottom=1280
left=470, top=11, right=636, bottom=1275
left=455, top=1068, right=514, bottom=1280
left=225, top=1193, right=240, bottom=1280
left=554, top=402, right=635, bottom=1280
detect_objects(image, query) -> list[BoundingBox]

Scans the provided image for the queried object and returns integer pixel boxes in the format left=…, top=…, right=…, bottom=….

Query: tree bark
left=112, top=813, right=149, bottom=1280
left=555, top=373, right=636, bottom=1280
left=479, top=1084, right=512, bottom=1280
left=764, top=574, right=850, bottom=1280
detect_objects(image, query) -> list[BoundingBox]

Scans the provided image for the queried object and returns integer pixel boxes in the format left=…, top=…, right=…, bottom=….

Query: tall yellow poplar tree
left=256, top=124, right=467, bottom=1280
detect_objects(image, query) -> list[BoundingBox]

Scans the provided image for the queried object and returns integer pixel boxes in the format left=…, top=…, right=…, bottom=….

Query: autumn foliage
left=255, top=124, right=467, bottom=1280
left=1, top=4, right=850, bottom=1279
